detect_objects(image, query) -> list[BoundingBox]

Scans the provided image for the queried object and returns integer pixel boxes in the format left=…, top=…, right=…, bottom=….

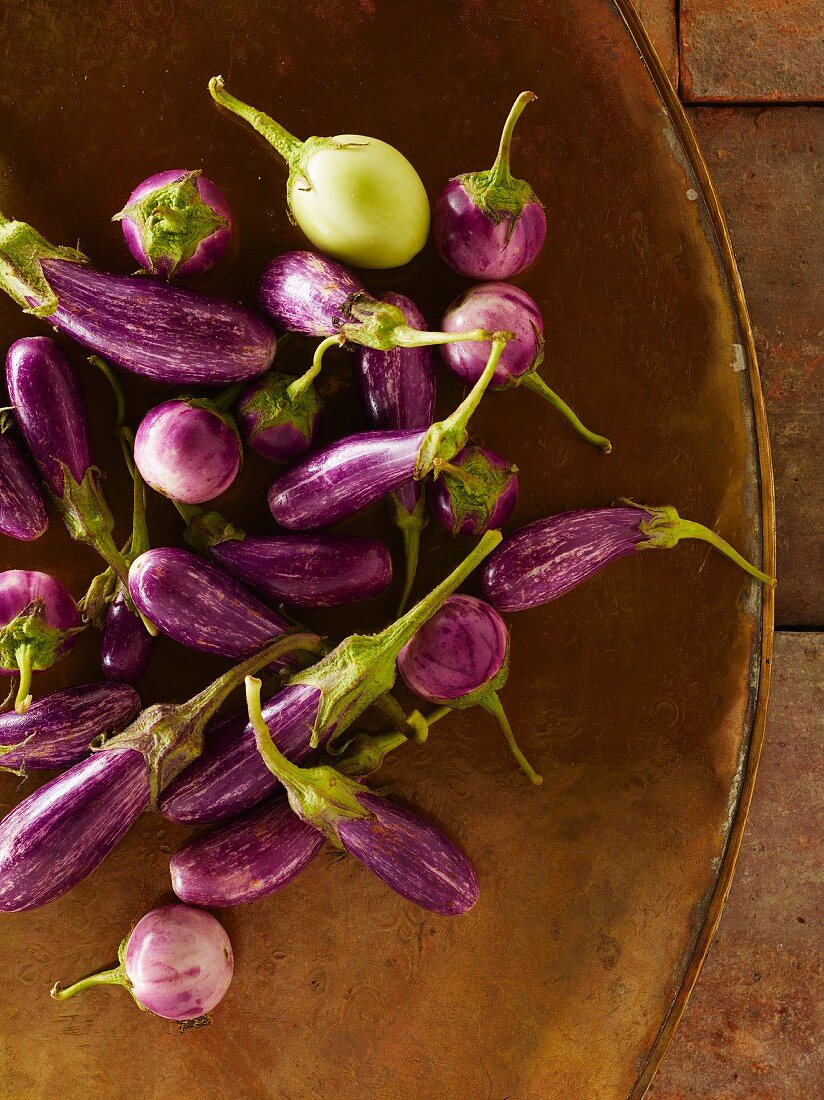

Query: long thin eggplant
left=0, top=427, right=48, bottom=541
left=480, top=502, right=776, bottom=612
left=0, top=212, right=276, bottom=384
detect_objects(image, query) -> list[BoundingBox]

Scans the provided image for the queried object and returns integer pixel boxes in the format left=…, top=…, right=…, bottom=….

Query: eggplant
left=481, top=502, right=777, bottom=613
left=268, top=334, right=510, bottom=530
left=114, top=170, right=232, bottom=280
left=0, top=211, right=276, bottom=384
left=0, top=427, right=48, bottom=541
left=354, top=292, right=436, bottom=611
left=235, top=365, right=324, bottom=463
left=434, top=92, right=546, bottom=280
left=0, top=681, right=140, bottom=774
left=428, top=445, right=519, bottom=537
left=101, top=591, right=154, bottom=684
left=51, top=903, right=234, bottom=1020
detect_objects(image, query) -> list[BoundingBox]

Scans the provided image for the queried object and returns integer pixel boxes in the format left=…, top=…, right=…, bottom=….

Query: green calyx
left=438, top=450, right=518, bottom=535
left=175, top=502, right=246, bottom=554
left=0, top=600, right=84, bottom=713
left=241, top=367, right=324, bottom=444
left=113, top=171, right=228, bottom=279
left=288, top=530, right=503, bottom=748
left=629, top=501, right=777, bottom=587
left=51, top=934, right=141, bottom=1008
left=388, top=491, right=428, bottom=615
left=0, top=212, right=88, bottom=317
left=53, top=464, right=130, bottom=589
left=339, top=293, right=499, bottom=355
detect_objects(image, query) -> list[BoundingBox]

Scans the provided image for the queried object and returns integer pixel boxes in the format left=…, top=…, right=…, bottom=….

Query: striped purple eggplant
left=0, top=428, right=48, bottom=541
left=235, top=365, right=324, bottom=463
left=0, top=212, right=276, bottom=384
left=0, top=681, right=140, bottom=774
left=128, top=547, right=292, bottom=660
left=354, top=292, right=436, bottom=611
left=429, top=445, right=519, bottom=537
left=268, top=334, right=510, bottom=531
left=480, top=502, right=776, bottom=613
left=101, top=591, right=154, bottom=683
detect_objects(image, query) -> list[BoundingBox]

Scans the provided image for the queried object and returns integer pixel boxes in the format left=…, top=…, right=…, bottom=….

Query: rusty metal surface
left=649, top=633, right=824, bottom=1098
left=680, top=0, right=824, bottom=104
left=0, top=1, right=772, bottom=1097
left=688, top=106, right=824, bottom=627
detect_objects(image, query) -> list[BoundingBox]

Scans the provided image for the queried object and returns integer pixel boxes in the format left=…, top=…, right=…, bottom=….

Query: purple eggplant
left=115, top=170, right=232, bottom=280
left=434, top=91, right=546, bottom=280
left=398, top=594, right=541, bottom=784
left=128, top=547, right=292, bottom=661
left=0, top=681, right=140, bottom=774
left=481, top=502, right=777, bottom=613
left=429, top=445, right=519, bottom=537
left=235, top=365, right=324, bottom=463
left=134, top=398, right=242, bottom=504
left=101, top=591, right=154, bottom=684
left=6, top=337, right=131, bottom=586
left=354, top=292, right=436, bottom=611
left=160, top=531, right=500, bottom=825
left=0, top=632, right=318, bottom=912
left=0, top=427, right=48, bottom=541
left=51, top=903, right=234, bottom=1020
left=442, top=283, right=611, bottom=452
left=0, top=570, right=82, bottom=713
left=0, top=211, right=276, bottom=384
left=268, top=334, right=510, bottom=530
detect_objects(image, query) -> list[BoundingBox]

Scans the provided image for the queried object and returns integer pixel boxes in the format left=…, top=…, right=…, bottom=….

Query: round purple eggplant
left=481, top=502, right=777, bottom=613
left=134, top=399, right=242, bottom=504
left=51, top=903, right=234, bottom=1021
left=0, top=428, right=48, bottom=541
left=115, top=169, right=231, bottom=279
left=235, top=367, right=324, bottom=463
left=101, top=591, right=154, bottom=684
left=434, top=91, right=546, bottom=280
left=441, top=283, right=611, bottom=452
left=429, top=445, right=519, bottom=537
left=0, top=569, right=82, bottom=713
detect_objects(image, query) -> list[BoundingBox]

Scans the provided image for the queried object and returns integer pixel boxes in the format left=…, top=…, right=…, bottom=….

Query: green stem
left=638, top=509, right=776, bottom=587
left=208, top=77, right=302, bottom=164
left=425, top=705, right=452, bottom=726
left=13, top=642, right=33, bottom=713
left=372, top=692, right=428, bottom=743
left=50, top=964, right=127, bottom=1001
left=151, top=205, right=186, bottom=232
left=488, top=91, right=536, bottom=189
left=212, top=382, right=245, bottom=414
left=390, top=492, right=427, bottom=615
left=246, top=677, right=314, bottom=791
left=523, top=374, right=612, bottom=453
left=392, top=325, right=496, bottom=349
left=288, top=334, right=341, bottom=400
left=87, top=356, right=126, bottom=430
left=480, top=691, right=543, bottom=785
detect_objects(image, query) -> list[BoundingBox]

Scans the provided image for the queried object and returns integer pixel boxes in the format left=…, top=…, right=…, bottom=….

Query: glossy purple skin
left=120, top=170, right=232, bottom=279
left=134, top=400, right=241, bottom=504
left=170, top=793, right=324, bottom=907
left=398, top=594, right=508, bottom=704
left=210, top=533, right=392, bottom=609
left=480, top=506, right=652, bottom=612
left=40, top=258, right=277, bottom=385
left=268, top=429, right=427, bottom=531
left=434, top=179, right=547, bottom=280
left=258, top=250, right=363, bottom=335
left=101, top=591, right=154, bottom=683
left=0, top=431, right=49, bottom=541
left=122, top=904, right=234, bottom=1019
left=339, top=792, right=479, bottom=915
left=0, top=747, right=149, bottom=911
left=128, top=548, right=291, bottom=661
left=440, top=283, right=543, bottom=388
left=160, top=682, right=322, bottom=824
left=235, top=376, right=324, bottom=463
left=354, top=292, right=436, bottom=516
left=0, top=569, right=80, bottom=674
left=6, top=337, right=92, bottom=493
left=429, top=445, right=519, bottom=537
left=0, top=680, right=140, bottom=771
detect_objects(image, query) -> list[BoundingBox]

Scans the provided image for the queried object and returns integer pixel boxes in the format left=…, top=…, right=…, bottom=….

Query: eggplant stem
left=208, top=76, right=302, bottom=164
left=480, top=691, right=543, bottom=785
left=50, top=963, right=127, bottom=1001
left=372, top=692, right=428, bottom=743
left=393, top=325, right=497, bottom=349
left=488, top=91, right=536, bottom=188
left=424, top=704, right=452, bottom=726
left=212, top=381, right=246, bottom=414
left=288, top=334, right=341, bottom=400
left=522, top=374, right=612, bottom=453
left=246, top=676, right=314, bottom=790
left=390, top=492, right=427, bottom=615
left=87, top=356, right=126, bottom=430
left=13, top=643, right=33, bottom=714
left=650, top=515, right=776, bottom=587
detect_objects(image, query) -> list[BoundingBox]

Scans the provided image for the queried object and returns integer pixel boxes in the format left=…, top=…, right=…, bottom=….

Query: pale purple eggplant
left=429, top=445, right=519, bottom=537
left=0, top=211, right=276, bottom=384
left=160, top=532, right=501, bottom=825
left=480, top=503, right=777, bottom=613
left=115, top=170, right=231, bottom=279
left=128, top=547, right=292, bottom=660
left=51, top=903, right=234, bottom=1020
left=0, top=428, right=48, bottom=541
left=0, top=633, right=317, bottom=912
left=101, top=592, right=154, bottom=684
left=134, top=399, right=242, bottom=504
left=441, top=284, right=611, bottom=452
left=434, top=92, right=546, bottom=280
left=0, top=681, right=140, bottom=774
left=268, top=334, right=511, bottom=530
left=6, top=337, right=131, bottom=586
left=235, top=367, right=323, bottom=463
left=397, top=594, right=541, bottom=784
left=354, top=291, right=436, bottom=611
left=0, top=569, right=82, bottom=713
